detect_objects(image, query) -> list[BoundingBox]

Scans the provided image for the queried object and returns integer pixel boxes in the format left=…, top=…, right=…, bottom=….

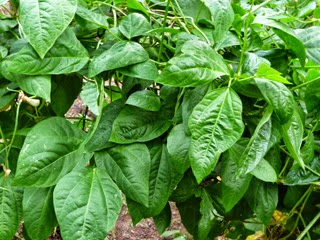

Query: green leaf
left=157, top=40, right=229, bottom=87
left=305, top=74, right=320, bottom=113
left=296, top=26, right=320, bottom=64
left=23, top=187, right=56, bottom=240
left=80, top=82, right=99, bottom=115
left=202, top=0, right=234, bottom=43
left=76, top=2, right=109, bottom=28
left=281, top=110, right=304, bottom=169
left=127, top=144, right=182, bottom=219
left=50, top=74, right=83, bottom=116
left=198, top=190, right=222, bottom=239
left=126, top=90, right=161, bottom=111
left=95, top=143, right=150, bottom=207
left=253, top=16, right=306, bottom=66
left=301, top=131, right=315, bottom=164
left=176, top=197, right=201, bottom=237
left=221, top=141, right=252, bottom=212
left=110, top=106, right=171, bottom=144
left=238, top=106, right=273, bottom=175
left=167, top=124, right=191, bottom=174
left=89, top=41, right=149, bottom=77
left=3, top=28, right=89, bottom=75
left=170, top=170, right=199, bottom=203
left=54, top=168, right=122, bottom=240
left=256, top=63, right=291, bottom=84
left=174, top=0, right=211, bottom=23
left=251, top=158, right=278, bottom=183
left=245, top=179, right=278, bottom=225
left=0, top=174, right=23, bottom=240
left=13, top=117, right=92, bottom=187
left=189, top=87, right=244, bottom=183
left=118, top=60, right=159, bottom=81
left=285, top=157, right=320, bottom=185
left=255, top=78, right=294, bottom=124
left=85, top=99, right=125, bottom=152
left=127, top=0, right=149, bottom=16
left=153, top=203, right=171, bottom=235
left=19, top=0, right=77, bottom=58
left=17, top=75, right=51, bottom=101
left=119, top=13, right=152, bottom=39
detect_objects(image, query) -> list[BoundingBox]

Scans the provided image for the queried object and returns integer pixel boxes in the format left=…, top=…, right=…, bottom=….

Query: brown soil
left=15, top=202, right=191, bottom=240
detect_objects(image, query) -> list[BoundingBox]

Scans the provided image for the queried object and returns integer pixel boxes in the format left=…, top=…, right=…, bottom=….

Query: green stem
left=291, top=76, right=320, bottom=91
left=157, top=0, right=171, bottom=62
left=297, top=212, right=320, bottom=240
left=287, top=186, right=312, bottom=219
left=81, top=78, right=105, bottom=147
left=5, top=101, right=22, bottom=169
left=241, top=0, right=273, bottom=20
left=305, top=165, right=320, bottom=178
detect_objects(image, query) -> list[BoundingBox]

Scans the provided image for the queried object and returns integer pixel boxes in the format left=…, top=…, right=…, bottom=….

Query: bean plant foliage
left=1, top=0, right=320, bottom=239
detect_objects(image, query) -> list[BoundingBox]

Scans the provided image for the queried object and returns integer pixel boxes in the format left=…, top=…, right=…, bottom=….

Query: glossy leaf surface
left=189, top=87, right=244, bottom=183
left=95, top=143, right=150, bottom=206
left=54, top=168, right=122, bottom=240
left=19, top=0, right=77, bottom=58
left=13, top=117, right=91, bottom=187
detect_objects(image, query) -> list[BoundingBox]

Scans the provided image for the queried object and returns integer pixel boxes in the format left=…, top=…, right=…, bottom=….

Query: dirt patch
left=108, top=202, right=191, bottom=240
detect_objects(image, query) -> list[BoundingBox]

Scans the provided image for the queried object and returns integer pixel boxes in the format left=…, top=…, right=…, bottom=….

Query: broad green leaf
left=23, top=187, right=56, bottom=240
left=181, top=86, right=208, bottom=131
left=167, top=124, right=191, bottom=174
left=189, top=87, right=244, bottom=183
left=54, top=168, right=122, bottom=240
left=238, top=106, right=273, bottom=175
left=305, top=74, right=320, bottom=113
left=13, top=117, right=92, bottom=187
left=170, top=170, right=199, bottom=203
left=118, top=60, right=159, bottom=81
left=251, top=158, right=277, bottom=183
left=198, top=190, right=222, bottom=239
left=176, top=197, right=202, bottom=237
left=232, top=78, right=263, bottom=99
left=203, top=0, right=234, bottom=42
left=174, top=0, right=210, bottom=23
left=127, top=144, right=182, bottom=219
left=3, top=28, right=89, bottom=75
left=253, top=16, right=306, bottom=66
left=157, top=40, right=229, bottom=87
left=153, top=203, right=171, bottom=235
left=221, top=141, right=252, bottom=212
left=285, top=157, right=320, bottom=186
left=126, top=90, right=161, bottom=111
left=255, top=78, right=294, bottom=124
left=301, top=131, right=315, bottom=164
left=51, top=74, right=83, bottom=116
left=0, top=19, right=17, bottom=33
left=85, top=99, right=125, bottom=152
left=110, top=106, right=171, bottom=144
left=17, top=75, right=51, bottom=101
left=127, top=0, right=149, bottom=17
left=0, top=45, right=7, bottom=58
left=95, top=143, right=150, bottom=206
left=80, top=82, right=99, bottom=115
left=76, top=2, right=109, bottom=28
left=119, top=13, right=152, bottom=39
left=281, top=110, right=304, bottom=169
left=19, top=0, right=77, bottom=58
left=0, top=174, right=23, bottom=240
left=245, top=179, right=278, bottom=225
left=256, top=63, right=291, bottom=84
left=296, top=26, right=320, bottom=64
left=89, top=41, right=149, bottom=77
